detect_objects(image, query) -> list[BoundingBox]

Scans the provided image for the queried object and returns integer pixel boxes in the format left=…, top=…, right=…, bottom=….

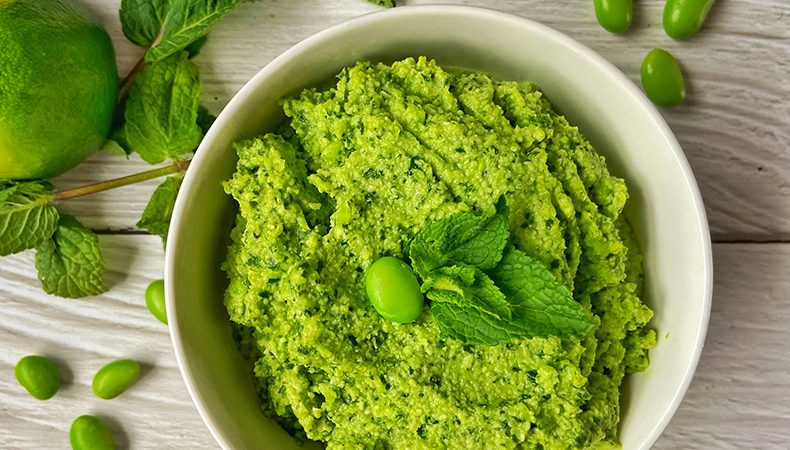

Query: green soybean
left=365, top=257, right=424, bottom=324
left=145, top=279, right=168, bottom=324
left=92, top=359, right=140, bottom=400
left=14, top=355, right=60, bottom=400
left=70, top=415, right=114, bottom=450
left=663, top=0, right=717, bottom=39
left=641, top=49, right=686, bottom=108
left=594, top=0, right=633, bottom=34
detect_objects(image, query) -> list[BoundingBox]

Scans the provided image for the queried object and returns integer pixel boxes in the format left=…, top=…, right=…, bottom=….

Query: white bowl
left=165, top=5, right=712, bottom=450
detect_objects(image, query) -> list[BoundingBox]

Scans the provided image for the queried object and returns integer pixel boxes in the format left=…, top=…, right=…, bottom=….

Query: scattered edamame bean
left=14, top=355, right=60, bottom=400
left=365, top=256, right=424, bottom=324
left=641, top=49, right=686, bottom=108
left=663, top=0, right=717, bottom=39
left=70, top=415, right=114, bottom=450
left=594, top=0, right=633, bottom=34
left=145, top=279, right=168, bottom=324
left=92, top=359, right=140, bottom=400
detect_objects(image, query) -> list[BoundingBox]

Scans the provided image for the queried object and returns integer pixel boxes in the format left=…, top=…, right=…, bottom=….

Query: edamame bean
left=70, top=415, right=114, bottom=450
left=145, top=279, right=168, bottom=324
left=663, top=0, right=716, bottom=39
left=14, top=355, right=60, bottom=400
left=594, top=0, right=632, bottom=34
left=92, top=359, right=140, bottom=400
left=641, top=49, right=686, bottom=108
left=365, top=257, right=424, bottom=324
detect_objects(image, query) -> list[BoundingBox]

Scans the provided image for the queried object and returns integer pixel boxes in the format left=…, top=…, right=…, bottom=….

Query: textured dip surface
left=223, top=57, right=656, bottom=450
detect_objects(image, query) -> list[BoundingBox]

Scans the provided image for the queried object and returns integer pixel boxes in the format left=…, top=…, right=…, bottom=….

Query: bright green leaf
left=432, top=246, right=596, bottom=345
left=119, top=51, right=203, bottom=164
left=445, top=197, right=509, bottom=269
left=0, top=180, right=58, bottom=256
left=421, top=264, right=512, bottom=321
left=145, top=0, right=256, bottom=63
left=35, top=215, right=106, bottom=298
left=119, top=0, right=169, bottom=46
left=137, top=174, right=183, bottom=247
left=432, top=300, right=512, bottom=345
left=488, top=246, right=595, bottom=337
left=409, top=197, right=509, bottom=276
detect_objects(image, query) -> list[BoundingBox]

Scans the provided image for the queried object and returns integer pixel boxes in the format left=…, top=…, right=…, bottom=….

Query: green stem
left=53, top=160, right=190, bottom=202
left=118, top=54, right=147, bottom=102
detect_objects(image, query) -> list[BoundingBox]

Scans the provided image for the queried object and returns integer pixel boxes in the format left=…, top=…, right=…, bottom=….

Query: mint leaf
left=422, top=264, right=512, bottom=321
left=446, top=197, right=509, bottom=269
left=120, top=0, right=252, bottom=62
left=145, top=0, right=255, bottom=63
left=35, top=215, right=106, bottom=298
left=120, top=0, right=169, bottom=46
left=137, top=174, right=183, bottom=246
left=409, top=213, right=480, bottom=276
left=421, top=264, right=477, bottom=288
left=490, top=246, right=595, bottom=337
left=432, top=246, right=595, bottom=345
left=118, top=51, right=203, bottom=164
left=0, top=180, right=58, bottom=256
left=409, top=198, right=509, bottom=276
left=432, top=300, right=512, bottom=345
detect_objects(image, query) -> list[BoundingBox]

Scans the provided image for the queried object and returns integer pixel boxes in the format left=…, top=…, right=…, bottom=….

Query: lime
left=0, top=0, right=118, bottom=180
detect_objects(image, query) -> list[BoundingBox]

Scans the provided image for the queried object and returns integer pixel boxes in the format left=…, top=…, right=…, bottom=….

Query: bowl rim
left=165, top=4, right=713, bottom=450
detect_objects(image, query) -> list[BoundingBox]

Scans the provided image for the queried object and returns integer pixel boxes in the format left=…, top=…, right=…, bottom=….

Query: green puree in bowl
left=223, top=57, right=656, bottom=450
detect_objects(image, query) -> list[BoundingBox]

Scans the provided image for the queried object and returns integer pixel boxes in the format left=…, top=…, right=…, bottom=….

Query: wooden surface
left=1, top=0, right=789, bottom=449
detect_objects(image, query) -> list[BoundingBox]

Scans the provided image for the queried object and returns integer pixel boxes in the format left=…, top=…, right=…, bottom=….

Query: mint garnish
left=408, top=197, right=596, bottom=344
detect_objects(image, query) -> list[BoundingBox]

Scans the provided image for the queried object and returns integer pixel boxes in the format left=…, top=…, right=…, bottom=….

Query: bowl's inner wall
left=169, top=7, right=709, bottom=450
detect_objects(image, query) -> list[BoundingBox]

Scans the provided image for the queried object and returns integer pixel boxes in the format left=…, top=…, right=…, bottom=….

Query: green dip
left=223, top=57, right=656, bottom=450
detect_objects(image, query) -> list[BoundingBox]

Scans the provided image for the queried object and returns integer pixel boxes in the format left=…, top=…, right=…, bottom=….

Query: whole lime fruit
left=0, top=0, right=118, bottom=180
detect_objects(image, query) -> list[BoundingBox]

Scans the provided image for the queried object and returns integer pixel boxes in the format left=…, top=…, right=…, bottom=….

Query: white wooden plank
left=0, top=236, right=215, bottom=449
left=45, top=0, right=788, bottom=239
left=2, top=240, right=788, bottom=448
left=653, top=243, right=790, bottom=449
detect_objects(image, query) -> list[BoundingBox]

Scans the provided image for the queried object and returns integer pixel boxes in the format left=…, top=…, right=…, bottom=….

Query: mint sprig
left=0, top=163, right=188, bottom=298
left=408, top=198, right=596, bottom=344
left=0, top=0, right=240, bottom=298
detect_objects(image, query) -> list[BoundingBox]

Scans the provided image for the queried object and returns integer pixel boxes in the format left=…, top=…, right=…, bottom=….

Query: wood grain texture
left=2, top=1, right=789, bottom=449
left=0, top=236, right=216, bottom=449
left=653, top=243, right=790, bottom=450
left=2, top=240, right=788, bottom=448
left=45, top=0, right=789, bottom=240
